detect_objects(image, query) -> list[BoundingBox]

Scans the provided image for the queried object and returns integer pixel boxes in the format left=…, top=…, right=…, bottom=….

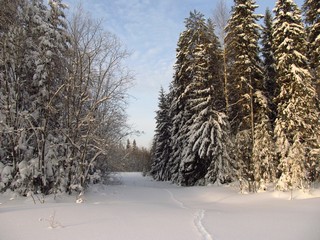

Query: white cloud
left=64, top=0, right=214, bottom=147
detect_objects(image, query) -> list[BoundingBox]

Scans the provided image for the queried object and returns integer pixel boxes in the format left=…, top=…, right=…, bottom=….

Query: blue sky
left=65, top=0, right=304, bottom=148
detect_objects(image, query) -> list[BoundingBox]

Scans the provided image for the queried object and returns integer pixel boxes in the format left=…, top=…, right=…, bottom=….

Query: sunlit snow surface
left=1, top=172, right=320, bottom=240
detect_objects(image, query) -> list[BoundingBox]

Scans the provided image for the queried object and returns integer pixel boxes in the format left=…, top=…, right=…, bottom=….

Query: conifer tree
left=150, top=87, right=172, bottom=181
left=252, top=91, right=276, bottom=190
left=303, top=0, right=320, bottom=98
left=252, top=8, right=278, bottom=190
left=177, top=19, right=233, bottom=186
left=261, top=8, right=277, bottom=124
left=165, top=11, right=235, bottom=186
left=0, top=0, right=69, bottom=194
left=168, top=11, right=209, bottom=183
left=225, top=0, right=264, bottom=192
left=273, top=0, right=320, bottom=190
left=225, top=0, right=263, bottom=134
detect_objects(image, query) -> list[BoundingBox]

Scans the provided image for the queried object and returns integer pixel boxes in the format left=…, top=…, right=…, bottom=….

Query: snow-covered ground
left=1, top=172, right=320, bottom=240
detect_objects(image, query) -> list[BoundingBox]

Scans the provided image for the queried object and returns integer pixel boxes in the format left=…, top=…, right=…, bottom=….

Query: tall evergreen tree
left=273, top=0, right=320, bottom=190
left=29, top=0, right=69, bottom=193
left=165, top=11, right=235, bottom=186
left=303, top=0, right=320, bottom=98
left=225, top=0, right=263, bottom=134
left=252, top=91, right=277, bottom=190
left=178, top=19, right=233, bottom=186
left=252, top=8, right=278, bottom=191
left=261, top=8, right=277, bottom=124
left=150, top=87, right=172, bottom=181
left=225, top=0, right=264, bottom=192
left=168, top=11, right=209, bottom=183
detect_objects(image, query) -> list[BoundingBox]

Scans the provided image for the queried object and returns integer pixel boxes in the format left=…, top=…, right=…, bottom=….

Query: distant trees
left=0, top=0, right=133, bottom=196
left=150, top=87, right=172, bottom=181
left=121, top=139, right=152, bottom=173
left=151, top=0, right=320, bottom=192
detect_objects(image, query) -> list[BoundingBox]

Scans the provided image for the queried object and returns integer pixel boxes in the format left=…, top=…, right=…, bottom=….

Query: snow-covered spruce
left=0, top=0, right=132, bottom=195
left=150, top=87, right=172, bottom=181
left=303, top=0, right=320, bottom=96
left=225, top=0, right=267, bottom=192
left=151, top=11, right=234, bottom=186
left=273, top=0, right=320, bottom=190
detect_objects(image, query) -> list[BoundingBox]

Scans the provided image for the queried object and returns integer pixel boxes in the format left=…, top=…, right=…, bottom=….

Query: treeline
left=0, top=0, right=133, bottom=196
left=150, top=0, right=320, bottom=192
left=107, top=140, right=152, bottom=174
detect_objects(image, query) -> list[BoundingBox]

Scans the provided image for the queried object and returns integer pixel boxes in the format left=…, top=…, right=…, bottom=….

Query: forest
left=1, top=1, right=319, bottom=239
left=0, top=0, right=151, bottom=198
left=150, top=0, right=320, bottom=193
left=0, top=0, right=319, bottom=198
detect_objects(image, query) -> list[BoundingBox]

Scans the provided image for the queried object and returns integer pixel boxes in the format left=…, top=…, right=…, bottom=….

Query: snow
left=1, top=172, right=320, bottom=240
left=1, top=166, right=13, bottom=184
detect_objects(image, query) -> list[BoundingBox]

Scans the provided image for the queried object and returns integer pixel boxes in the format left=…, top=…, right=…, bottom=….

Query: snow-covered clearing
left=1, top=172, right=320, bottom=240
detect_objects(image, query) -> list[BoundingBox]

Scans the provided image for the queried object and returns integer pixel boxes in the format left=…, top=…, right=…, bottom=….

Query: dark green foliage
left=152, top=11, right=234, bottom=186
left=150, top=88, right=172, bottom=181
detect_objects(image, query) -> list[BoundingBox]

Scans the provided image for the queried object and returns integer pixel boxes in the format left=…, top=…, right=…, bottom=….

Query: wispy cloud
left=64, top=0, right=304, bottom=147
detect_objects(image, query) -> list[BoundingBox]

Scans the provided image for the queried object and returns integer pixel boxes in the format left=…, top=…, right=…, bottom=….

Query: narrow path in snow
left=164, top=188, right=214, bottom=240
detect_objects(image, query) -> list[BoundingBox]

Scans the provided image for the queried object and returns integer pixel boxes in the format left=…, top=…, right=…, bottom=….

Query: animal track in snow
left=164, top=189, right=187, bottom=209
left=194, top=209, right=213, bottom=240
left=165, top=189, right=214, bottom=240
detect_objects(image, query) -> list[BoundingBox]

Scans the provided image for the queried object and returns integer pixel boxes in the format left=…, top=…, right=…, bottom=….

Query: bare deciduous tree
left=63, top=5, right=133, bottom=193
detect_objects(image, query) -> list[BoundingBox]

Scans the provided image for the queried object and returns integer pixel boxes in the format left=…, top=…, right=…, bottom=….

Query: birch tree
left=64, top=6, right=132, bottom=194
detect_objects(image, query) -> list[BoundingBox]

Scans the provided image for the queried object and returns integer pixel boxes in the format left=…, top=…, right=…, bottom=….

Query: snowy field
left=1, top=172, right=320, bottom=240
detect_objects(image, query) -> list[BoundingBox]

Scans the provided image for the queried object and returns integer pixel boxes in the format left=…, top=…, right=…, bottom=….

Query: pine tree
left=273, top=0, right=320, bottom=190
left=303, top=0, right=320, bottom=98
left=150, top=87, right=172, bottom=181
left=225, top=0, right=264, bottom=192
